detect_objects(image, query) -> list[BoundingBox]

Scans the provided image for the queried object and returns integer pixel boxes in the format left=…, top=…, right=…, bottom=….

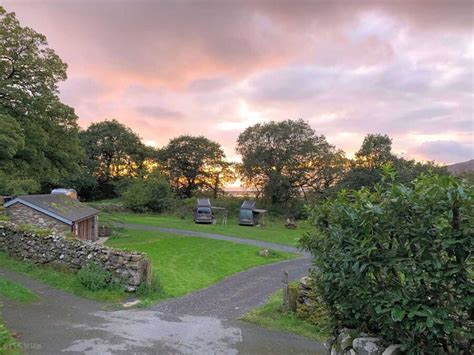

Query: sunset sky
left=3, top=0, right=473, bottom=164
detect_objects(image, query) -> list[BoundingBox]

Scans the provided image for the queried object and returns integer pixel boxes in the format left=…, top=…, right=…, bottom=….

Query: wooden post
left=281, top=270, right=289, bottom=312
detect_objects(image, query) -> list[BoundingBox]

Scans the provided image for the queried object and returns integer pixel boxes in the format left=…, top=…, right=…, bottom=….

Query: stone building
left=4, top=194, right=100, bottom=241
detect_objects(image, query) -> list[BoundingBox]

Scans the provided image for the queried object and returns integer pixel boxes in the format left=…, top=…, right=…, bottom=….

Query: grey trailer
left=51, top=188, right=78, bottom=199
left=239, top=200, right=266, bottom=226
left=194, top=198, right=213, bottom=224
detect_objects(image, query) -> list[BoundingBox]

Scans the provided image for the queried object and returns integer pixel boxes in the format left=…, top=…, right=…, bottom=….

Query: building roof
left=4, top=194, right=99, bottom=225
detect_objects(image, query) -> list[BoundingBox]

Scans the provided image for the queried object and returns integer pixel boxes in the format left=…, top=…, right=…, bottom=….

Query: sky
left=3, top=0, right=473, bottom=164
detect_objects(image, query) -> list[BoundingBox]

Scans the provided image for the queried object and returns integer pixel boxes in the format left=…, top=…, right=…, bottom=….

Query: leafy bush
left=77, top=263, right=117, bottom=291
left=301, top=168, right=473, bottom=353
left=122, top=172, right=171, bottom=212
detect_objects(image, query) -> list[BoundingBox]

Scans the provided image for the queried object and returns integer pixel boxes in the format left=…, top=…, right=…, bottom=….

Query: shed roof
left=4, top=194, right=99, bottom=225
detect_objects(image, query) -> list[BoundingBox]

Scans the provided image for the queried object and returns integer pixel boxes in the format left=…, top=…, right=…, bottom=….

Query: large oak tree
left=79, top=119, right=155, bottom=198
left=159, top=135, right=233, bottom=198
left=0, top=6, right=82, bottom=194
left=236, top=119, right=346, bottom=204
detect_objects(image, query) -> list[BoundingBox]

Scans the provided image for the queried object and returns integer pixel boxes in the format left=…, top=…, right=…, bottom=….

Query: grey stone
left=339, top=328, right=358, bottom=351
left=353, top=337, right=383, bottom=355
left=324, top=338, right=335, bottom=350
left=258, top=248, right=270, bottom=257
left=0, top=223, right=150, bottom=290
left=382, top=344, right=401, bottom=355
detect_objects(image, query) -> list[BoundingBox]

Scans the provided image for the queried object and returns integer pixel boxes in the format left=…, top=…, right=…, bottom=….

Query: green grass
left=0, top=312, right=20, bottom=355
left=101, top=212, right=310, bottom=246
left=241, top=288, right=330, bottom=342
left=0, top=277, right=33, bottom=354
left=106, top=228, right=296, bottom=300
left=0, top=228, right=295, bottom=307
left=0, top=277, right=39, bottom=303
left=0, top=252, right=126, bottom=303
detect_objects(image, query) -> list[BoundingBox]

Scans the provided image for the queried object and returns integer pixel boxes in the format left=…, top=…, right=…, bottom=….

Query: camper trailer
left=51, top=188, right=78, bottom=199
left=194, top=198, right=213, bottom=224
left=239, top=200, right=266, bottom=226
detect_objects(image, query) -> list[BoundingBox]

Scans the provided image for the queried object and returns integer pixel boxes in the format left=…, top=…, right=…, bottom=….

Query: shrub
left=77, top=263, right=116, bottom=291
left=122, top=172, right=171, bottom=212
left=301, top=168, right=473, bottom=353
left=135, top=274, right=162, bottom=298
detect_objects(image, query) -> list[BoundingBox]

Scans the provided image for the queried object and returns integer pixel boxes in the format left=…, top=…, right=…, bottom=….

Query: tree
left=205, top=161, right=236, bottom=199
left=79, top=119, right=153, bottom=199
left=355, top=134, right=393, bottom=169
left=122, top=172, right=171, bottom=212
left=336, top=133, right=448, bottom=192
left=159, top=135, right=231, bottom=198
left=236, top=119, right=346, bottom=204
left=0, top=6, right=83, bottom=194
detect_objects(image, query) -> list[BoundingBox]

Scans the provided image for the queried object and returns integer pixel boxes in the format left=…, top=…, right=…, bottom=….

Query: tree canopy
left=355, top=133, right=393, bottom=169
left=336, top=133, right=448, bottom=192
left=159, top=135, right=233, bottom=198
left=79, top=119, right=155, bottom=199
left=0, top=6, right=82, bottom=195
left=236, top=119, right=347, bottom=204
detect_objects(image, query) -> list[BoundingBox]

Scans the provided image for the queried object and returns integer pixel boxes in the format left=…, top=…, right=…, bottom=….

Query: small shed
left=239, top=200, right=267, bottom=226
left=4, top=194, right=100, bottom=241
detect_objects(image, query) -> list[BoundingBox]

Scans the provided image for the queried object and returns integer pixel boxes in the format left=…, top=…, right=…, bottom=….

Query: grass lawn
left=0, top=228, right=295, bottom=307
left=0, top=252, right=127, bottom=303
left=106, top=228, right=296, bottom=300
left=101, top=212, right=311, bottom=246
left=0, top=276, right=38, bottom=354
left=241, top=288, right=330, bottom=343
left=0, top=276, right=39, bottom=304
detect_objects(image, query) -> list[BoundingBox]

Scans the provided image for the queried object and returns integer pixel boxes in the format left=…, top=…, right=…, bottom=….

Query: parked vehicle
left=194, top=198, right=214, bottom=224
left=51, top=188, right=78, bottom=199
left=239, top=200, right=267, bottom=226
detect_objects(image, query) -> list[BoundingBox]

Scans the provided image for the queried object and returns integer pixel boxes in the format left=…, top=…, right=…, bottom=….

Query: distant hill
left=447, top=159, right=474, bottom=176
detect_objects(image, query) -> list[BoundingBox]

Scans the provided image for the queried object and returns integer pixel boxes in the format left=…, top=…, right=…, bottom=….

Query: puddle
left=64, top=310, right=242, bottom=354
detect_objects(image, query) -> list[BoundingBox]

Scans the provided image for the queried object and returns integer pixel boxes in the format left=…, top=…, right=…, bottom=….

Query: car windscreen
left=240, top=209, right=253, bottom=219
left=197, top=208, right=211, bottom=214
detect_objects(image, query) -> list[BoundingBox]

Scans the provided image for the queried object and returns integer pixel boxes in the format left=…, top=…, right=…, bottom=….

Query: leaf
left=391, top=307, right=406, bottom=322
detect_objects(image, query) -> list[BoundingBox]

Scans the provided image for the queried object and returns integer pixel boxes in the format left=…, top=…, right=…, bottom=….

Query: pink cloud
left=2, top=0, right=473, bottom=164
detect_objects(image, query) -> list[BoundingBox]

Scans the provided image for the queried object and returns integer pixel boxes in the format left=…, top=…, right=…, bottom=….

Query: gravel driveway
left=1, top=227, right=323, bottom=354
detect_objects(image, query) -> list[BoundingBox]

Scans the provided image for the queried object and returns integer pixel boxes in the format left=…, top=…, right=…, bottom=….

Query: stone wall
left=0, top=222, right=151, bottom=290
left=6, top=203, right=71, bottom=235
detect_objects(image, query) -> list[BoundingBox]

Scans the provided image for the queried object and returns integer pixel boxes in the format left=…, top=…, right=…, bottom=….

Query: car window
left=240, top=210, right=253, bottom=219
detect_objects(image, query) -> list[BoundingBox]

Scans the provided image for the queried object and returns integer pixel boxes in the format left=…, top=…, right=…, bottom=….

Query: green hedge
left=301, top=169, right=473, bottom=353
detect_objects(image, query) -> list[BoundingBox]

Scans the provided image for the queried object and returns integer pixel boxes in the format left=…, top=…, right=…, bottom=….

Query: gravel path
left=114, top=222, right=306, bottom=254
left=0, top=267, right=323, bottom=354
left=154, top=256, right=312, bottom=319
left=1, top=226, right=321, bottom=354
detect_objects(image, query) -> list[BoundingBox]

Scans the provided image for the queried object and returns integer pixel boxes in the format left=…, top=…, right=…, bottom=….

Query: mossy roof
left=6, top=194, right=99, bottom=223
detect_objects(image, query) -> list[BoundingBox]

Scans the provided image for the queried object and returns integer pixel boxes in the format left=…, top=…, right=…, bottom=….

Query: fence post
left=281, top=270, right=289, bottom=312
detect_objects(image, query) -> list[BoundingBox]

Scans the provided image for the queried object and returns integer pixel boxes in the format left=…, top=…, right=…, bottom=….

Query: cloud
left=2, top=0, right=472, bottom=165
left=414, top=141, right=473, bottom=163
left=135, top=106, right=183, bottom=120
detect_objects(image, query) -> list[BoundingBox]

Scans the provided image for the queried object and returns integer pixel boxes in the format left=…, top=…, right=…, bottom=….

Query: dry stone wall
left=0, top=222, right=151, bottom=290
